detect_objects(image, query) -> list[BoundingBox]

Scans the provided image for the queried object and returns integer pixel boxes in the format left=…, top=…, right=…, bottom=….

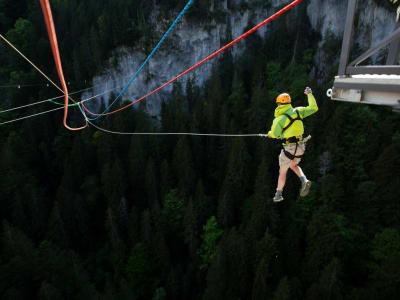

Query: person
left=267, top=87, right=318, bottom=202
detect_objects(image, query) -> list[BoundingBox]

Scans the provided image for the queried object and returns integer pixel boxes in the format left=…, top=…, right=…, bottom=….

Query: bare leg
left=289, top=161, right=305, bottom=179
left=277, top=167, right=289, bottom=191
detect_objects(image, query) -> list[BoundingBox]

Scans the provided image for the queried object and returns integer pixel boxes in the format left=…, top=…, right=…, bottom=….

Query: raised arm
left=297, top=87, right=318, bottom=119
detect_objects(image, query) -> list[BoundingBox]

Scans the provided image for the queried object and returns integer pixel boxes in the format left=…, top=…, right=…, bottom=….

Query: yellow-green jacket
left=267, top=94, right=318, bottom=139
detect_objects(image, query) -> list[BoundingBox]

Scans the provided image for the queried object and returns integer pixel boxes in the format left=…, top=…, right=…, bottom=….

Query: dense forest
left=1, top=0, right=400, bottom=299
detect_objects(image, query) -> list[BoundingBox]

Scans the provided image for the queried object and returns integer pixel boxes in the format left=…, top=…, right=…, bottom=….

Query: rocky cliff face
left=82, top=0, right=397, bottom=117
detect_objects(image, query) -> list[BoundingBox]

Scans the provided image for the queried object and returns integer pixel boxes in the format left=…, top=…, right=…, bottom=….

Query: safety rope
left=82, top=0, right=304, bottom=118
left=87, top=0, right=195, bottom=121
left=40, top=0, right=87, bottom=130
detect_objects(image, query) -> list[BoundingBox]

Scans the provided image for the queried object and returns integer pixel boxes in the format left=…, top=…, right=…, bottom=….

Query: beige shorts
left=279, top=143, right=306, bottom=170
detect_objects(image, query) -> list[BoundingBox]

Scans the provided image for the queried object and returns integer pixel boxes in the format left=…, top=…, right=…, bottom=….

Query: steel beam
left=349, top=27, right=400, bottom=66
left=333, top=81, right=400, bottom=93
left=346, top=66, right=400, bottom=75
left=338, top=0, right=357, bottom=76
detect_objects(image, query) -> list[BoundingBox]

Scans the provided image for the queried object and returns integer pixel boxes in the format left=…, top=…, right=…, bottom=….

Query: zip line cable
left=40, top=0, right=87, bottom=131
left=88, top=0, right=195, bottom=121
left=82, top=0, right=304, bottom=118
left=83, top=114, right=268, bottom=137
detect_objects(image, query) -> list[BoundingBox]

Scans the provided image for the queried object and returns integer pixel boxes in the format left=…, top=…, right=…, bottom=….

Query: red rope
left=40, top=0, right=87, bottom=131
left=82, top=0, right=303, bottom=118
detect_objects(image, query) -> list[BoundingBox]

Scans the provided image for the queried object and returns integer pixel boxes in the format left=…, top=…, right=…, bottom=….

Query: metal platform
left=329, top=0, right=400, bottom=112
left=331, top=75, right=400, bottom=107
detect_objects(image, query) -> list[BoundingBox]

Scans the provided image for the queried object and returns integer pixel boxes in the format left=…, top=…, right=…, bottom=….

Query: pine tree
left=126, top=243, right=155, bottom=299
left=101, top=158, right=127, bottom=207
left=173, top=136, right=195, bottom=195
left=105, top=206, right=123, bottom=251
left=47, top=202, right=68, bottom=249
left=223, top=229, right=252, bottom=299
left=145, top=157, right=159, bottom=209
left=160, top=159, right=172, bottom=200
left=129, top=135, right=148, bottom=205
left=246, top=158, right=279, bottom=242
left=141, top=209, right=153, bottom=245
left=194, top=180, right=214, bottom=226
left=305, top=258, right=344, bottom=300
left=251, top=236, right=278, bottom=300
left=367, top=228, right=400, bottom=298
left=183, top=198, right=200, bottom=257
left=217, top=137, right=250, bottom=227
left=198, top=216, right=223, bottom=270
left=272, top=277, right=292, bottom=300
left=202, top=247, right=228, bottom=300
left=162, top=189, right=185, bottom=237
left=373, top=138, right=400, bottom=227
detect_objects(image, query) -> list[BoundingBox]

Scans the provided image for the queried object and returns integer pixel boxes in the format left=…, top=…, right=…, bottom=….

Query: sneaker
left=273, top=195, right=284, bottom=202
left=300, top=180, right=312, bottom=197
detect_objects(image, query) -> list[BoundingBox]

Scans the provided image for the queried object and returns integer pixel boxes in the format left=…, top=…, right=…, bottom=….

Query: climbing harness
left=280, top=110, right=311, bottom=161
left=282, top=135, right=311, bottom=161
left=282, top=110, right=302, bottom=136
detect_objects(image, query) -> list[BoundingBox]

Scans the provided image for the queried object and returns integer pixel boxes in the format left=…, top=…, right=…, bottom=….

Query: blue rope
left=88, top=0, right=195, bottom=120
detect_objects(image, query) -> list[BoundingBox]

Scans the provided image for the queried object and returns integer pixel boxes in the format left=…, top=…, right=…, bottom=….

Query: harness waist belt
left=283, top=149, right=304, bottom=160
left=284, top=136, right=302, bottom=144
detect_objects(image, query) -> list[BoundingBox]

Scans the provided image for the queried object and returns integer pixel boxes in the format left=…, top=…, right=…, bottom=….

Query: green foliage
left=152, top=287, right=167, bottom=300
left=367, top=228, right=400, bottom=298
left=273, top=277, right=294, bottom=300
left=371, top=228, right=400, bottom=262
left=198, top=216, right=223, bottom=270
left=126, top=243, right=155, bottom=298
left=162, top=189, right=185, bottom=235
left=306, top=258, right=343, bottom=300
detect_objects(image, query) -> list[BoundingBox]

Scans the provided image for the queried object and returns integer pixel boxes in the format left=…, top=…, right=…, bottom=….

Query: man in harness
left=267, top=87, right=318, bottom=202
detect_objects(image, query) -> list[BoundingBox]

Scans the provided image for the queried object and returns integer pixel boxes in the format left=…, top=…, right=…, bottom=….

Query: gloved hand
left=304, top=87, right=312, bottom=95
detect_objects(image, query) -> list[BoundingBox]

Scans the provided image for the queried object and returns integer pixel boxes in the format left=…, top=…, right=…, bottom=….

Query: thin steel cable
left=0, top=83, right=47, bottom=88
left=0, top=106, right=63, bottom=126
left=86, top=119, right=267, bottom=137
left=0, top=88, right=113, bottom=126
left=0, top=85, right=100, bottom=114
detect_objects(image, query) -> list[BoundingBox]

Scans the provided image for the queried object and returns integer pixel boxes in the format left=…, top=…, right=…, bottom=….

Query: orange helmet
left=276, top=93, right=291, bottom=104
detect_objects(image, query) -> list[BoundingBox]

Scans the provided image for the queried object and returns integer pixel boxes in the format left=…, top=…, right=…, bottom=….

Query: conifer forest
left=0, top=0, right=399, bottom=299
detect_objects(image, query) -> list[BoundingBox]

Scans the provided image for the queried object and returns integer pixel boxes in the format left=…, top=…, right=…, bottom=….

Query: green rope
left=50, top=100, right=79, bottom=107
